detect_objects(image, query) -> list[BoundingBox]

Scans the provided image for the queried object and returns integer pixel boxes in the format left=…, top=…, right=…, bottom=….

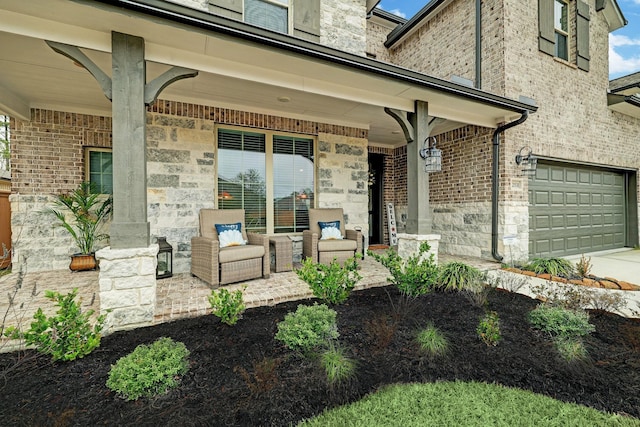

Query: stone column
left=96, top=245, right=158, bottom=332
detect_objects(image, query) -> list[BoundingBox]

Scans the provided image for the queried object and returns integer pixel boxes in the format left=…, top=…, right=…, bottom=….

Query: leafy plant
left=4, top=288, right=105, bottom=361
left=275, top=303, right=338, bottom=355
left=477, top=311, right=501, bottom=346
left=209, top=287, right=246, bottom=326
left=575, top=254, right=592, bottom=277
left=48, top=182, right=112, bottom=255
left=525, top=257, right=574, bottom=277
left=528, top=304, right=595, bottom=340
left=416, top=324, right=449, bottom=357
left=106, top=337, right=190, bottom=401
left=296, top=255, right=361, bottom=305
left=437, top=262, right=483, bottom=292
left=320, top=343, right=356, bottom=386
left=368, top=241, right=438, bottom=298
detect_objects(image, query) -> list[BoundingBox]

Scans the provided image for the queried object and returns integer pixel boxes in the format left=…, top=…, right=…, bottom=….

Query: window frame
left=553, top=0, right=570, bottom=61
left=84, top=147, right=113, bottom=194
left=215, top=125, right=316, bottom=235
left=243, top=0, right=293, bottom=35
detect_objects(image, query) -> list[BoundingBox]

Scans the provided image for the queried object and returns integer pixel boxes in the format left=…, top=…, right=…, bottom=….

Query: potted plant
left=49, top=182, right=113, bottom=271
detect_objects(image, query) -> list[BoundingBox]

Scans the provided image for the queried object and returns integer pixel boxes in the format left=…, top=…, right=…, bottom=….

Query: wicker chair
left=191, top=209, right=269, bottom=287
left=302, top=208, right=362, bottom=265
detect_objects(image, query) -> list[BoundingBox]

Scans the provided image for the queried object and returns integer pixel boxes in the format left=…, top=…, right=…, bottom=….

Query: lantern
left=156, top=237, right=173, bottom=279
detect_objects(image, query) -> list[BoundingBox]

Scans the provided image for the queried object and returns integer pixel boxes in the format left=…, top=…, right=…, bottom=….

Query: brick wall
left=10, top=102, right=368, bottom=272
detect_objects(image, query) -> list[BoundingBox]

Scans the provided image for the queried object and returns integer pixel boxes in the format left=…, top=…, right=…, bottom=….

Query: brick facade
left=10, top=102, right=368, bottom=273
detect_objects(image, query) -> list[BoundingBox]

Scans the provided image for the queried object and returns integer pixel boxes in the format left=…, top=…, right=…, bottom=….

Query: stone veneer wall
left=10, top=102, right=369, bottom=273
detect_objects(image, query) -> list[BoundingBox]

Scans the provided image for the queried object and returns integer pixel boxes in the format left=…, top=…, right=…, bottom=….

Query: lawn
left=0, top=285, right=639, bottom=426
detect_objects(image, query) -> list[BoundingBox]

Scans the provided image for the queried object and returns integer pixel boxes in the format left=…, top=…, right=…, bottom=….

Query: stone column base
left=397, top=233, right=441, bottom=264
left=96, top=244, right=158, bottom=333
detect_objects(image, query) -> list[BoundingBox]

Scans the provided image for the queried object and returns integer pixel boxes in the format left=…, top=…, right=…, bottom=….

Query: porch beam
left=144, top=66, right=199, bottom=105
left=0, top=83, right=30, bottom=120
left=384, top=107, right=415, bottom=143
left=406, top=100, right=435, bottom=234
left=45, top=41, right=112, bottom=101
left=109, top=31, right=149, bottom=249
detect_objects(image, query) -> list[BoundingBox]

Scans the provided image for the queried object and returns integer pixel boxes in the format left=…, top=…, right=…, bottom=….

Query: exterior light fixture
left=515, top=146, right=538, bottom=176
left=419, top=136, right=442, bottom=173
left=156, top=237, right=173, bottom=279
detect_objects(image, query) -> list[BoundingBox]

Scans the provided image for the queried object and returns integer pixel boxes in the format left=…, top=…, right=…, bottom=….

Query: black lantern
left=156, top=237, right=173, bottom=279
left=419, top=136, right=442, bottom=173
left=515, top=146, right=538, bottom=176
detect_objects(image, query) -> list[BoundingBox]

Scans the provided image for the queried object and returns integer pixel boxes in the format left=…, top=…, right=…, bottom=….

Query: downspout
left=475, top=0, right=481, bottom=89
left=491, top=111, right=529, bottom=262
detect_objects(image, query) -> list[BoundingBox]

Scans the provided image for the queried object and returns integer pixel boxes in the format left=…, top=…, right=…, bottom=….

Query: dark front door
left=368, top=153, right=384, bottom=245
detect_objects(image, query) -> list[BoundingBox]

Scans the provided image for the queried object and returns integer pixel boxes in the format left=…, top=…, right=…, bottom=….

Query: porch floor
left=0, top=253, right=500, bottom=337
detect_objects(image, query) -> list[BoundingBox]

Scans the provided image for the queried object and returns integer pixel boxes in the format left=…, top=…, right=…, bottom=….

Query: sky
left=378, top=0, right=640, bottom=79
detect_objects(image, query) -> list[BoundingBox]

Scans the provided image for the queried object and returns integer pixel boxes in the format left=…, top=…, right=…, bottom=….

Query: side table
left=269, top=236, right=293, bottom=272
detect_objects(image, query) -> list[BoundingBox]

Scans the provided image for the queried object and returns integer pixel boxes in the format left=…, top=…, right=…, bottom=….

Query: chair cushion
left=218, top=244, right=265, bottom=263
left=215, top=222, right=247, bottom=248
left=319, top=220, right=343, bottom=240
left=317, top=239, right=357, bottom=252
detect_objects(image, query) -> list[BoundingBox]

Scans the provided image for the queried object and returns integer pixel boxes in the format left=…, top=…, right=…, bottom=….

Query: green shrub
left=296, top=255, right=361, bottom=305
left=528, top=304, right=595, bottom=340
left=477, top=311, right=501, bottom=346
left=320, top=343, right=356, bottom=386
left=416, top=324, right=449, bottom=357
left=368, top=242, right=438, bottom=297
left=4, top=288, right=105, bottom=361
left=275, top=303, right=338, bottom=355
left=106, top=337, right=190, bottom=401
left=437, top=262, right=483, bottom=292
left=525, top=257, right=574, bottom=277
left=209, top=287, right=246, bottom=326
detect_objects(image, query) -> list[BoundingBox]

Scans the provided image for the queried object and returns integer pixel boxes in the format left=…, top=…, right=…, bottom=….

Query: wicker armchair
left=191, top=209, right=269, bottom=287
left=302, top=208, right=362, bottom=265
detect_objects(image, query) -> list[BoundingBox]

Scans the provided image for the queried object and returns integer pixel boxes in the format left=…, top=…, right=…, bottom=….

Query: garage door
left=529, top=162, right=626, bottom=257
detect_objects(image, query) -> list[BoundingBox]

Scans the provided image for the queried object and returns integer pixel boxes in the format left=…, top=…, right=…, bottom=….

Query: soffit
left=0, top=0, right=533, bottom=146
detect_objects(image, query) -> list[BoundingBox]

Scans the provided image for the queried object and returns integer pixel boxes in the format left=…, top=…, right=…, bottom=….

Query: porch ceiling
left=0, top=0, right=534, bottom=146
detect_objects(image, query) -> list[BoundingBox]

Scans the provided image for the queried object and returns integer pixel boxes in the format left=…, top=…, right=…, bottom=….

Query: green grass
left=299, top=381, right=639, bottom=427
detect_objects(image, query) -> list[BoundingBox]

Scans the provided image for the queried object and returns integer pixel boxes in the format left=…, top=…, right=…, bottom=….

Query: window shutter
left=539, top=0, right=555, bottom=56
left=576, top=0, right=591, bottom=71
left=293, top=0, right=320, bottom=41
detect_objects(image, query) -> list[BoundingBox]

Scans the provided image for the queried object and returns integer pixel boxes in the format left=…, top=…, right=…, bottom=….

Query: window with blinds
left=273, top=135, right=313, bottom=233
left=218, top=129, right=267, bottom=232
left=85, top=148, right=113, bottom=194
left=217, top=128, right=314, bottom=234
left=244, top=0, right=288, bottom=34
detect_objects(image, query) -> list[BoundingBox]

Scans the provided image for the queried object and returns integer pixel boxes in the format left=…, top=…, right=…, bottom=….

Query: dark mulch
left=1, top=286, right=640, bottom=426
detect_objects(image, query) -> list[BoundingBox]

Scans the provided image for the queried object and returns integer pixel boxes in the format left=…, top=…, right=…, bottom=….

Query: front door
left=368, top=153, right=384, bottom=245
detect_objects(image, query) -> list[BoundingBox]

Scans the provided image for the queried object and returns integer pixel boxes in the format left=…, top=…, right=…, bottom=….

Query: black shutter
left=576, top=0, right=591, bottom=71
left=539, top=0, right=556, bottom=56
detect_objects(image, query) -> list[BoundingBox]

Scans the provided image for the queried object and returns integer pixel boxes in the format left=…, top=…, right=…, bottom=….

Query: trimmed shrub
left=209, top=287, right=246, bottom=326
left=4, top=288, right=105, bottom=361
left=296, top=255, right=361, bottom=305
left=528, top=304, right=595, bottom=340
left=275, top=304, right=338, bottom=354
left=106, top=337, right=190, bottom=401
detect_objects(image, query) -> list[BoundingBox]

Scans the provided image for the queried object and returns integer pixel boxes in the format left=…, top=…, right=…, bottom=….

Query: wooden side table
left=269, top=236, right=293, bottom=272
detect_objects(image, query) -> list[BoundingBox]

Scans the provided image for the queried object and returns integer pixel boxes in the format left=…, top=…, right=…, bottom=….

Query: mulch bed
left=1, top=285, right=639, bottom=426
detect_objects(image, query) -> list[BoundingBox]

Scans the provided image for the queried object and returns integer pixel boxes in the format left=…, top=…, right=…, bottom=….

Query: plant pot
left=69, top=253, right=97, bottom=272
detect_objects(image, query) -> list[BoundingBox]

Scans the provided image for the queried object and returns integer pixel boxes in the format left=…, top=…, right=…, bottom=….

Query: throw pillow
left=215, top=222, right=247, bottom=248
left=318, top=220, right=343, bottom=240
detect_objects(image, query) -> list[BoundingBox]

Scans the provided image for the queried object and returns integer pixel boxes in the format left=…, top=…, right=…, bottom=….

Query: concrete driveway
left=565, top=249, right=640, bottom=284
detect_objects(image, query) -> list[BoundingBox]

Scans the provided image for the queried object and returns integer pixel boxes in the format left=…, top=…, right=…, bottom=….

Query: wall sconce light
left=515, top=146, right=538, bottom=176
left=419, top=136, right=442, bottom=173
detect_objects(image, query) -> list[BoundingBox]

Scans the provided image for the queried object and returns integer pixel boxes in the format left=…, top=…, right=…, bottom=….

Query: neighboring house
left=0, top=0, right=635, bottom=328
